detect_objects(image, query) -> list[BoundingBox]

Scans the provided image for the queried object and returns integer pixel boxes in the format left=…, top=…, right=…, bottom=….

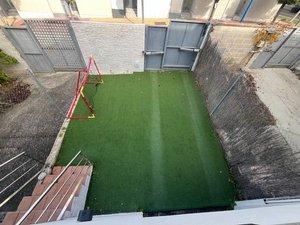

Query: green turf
left=56, top=71, right=235, bottom=214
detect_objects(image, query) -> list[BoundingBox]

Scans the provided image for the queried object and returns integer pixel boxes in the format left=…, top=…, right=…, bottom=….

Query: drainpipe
left=191, top=0, right=218, bottom=72
left=208, top=0, right=219, bottom=21
left=240, top=0, right=254, bottom=22
left=141, top=0, right=144, bottom=23
left=191, top=23, right=212, bottom=71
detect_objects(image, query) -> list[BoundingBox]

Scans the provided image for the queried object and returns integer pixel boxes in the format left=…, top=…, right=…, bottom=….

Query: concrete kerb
left=38, top=118, right=71, bottom=180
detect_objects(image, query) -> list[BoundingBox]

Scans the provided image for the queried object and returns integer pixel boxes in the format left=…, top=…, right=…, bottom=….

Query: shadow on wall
left=213, top=0, right=240, bottom=20
left=244, top=0, right=281, bottom=22
left=191, top=0, right=214, bottom=19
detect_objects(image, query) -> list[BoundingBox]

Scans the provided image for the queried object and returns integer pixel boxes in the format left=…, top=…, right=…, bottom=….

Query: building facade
left=4, top=0, right=282, bottom=23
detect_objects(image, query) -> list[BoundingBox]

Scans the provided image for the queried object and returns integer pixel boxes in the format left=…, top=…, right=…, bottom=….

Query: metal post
left=210, top=73, right=244, bottom=116
left=290, top=10, right=300, bottom=22
left=15, top=151, right=82, bottom=225
left=209, top=0, right=219, bottom=21
left=191, top=23, right=212, bottom=72
left=141, top=0, right=144, bottom=23
left=0, top=170, right=41, bottom=208
left=240, top=0, right=254, bottom=22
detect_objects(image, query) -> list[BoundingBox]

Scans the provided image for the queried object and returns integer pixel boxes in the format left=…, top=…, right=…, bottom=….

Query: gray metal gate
left=267, top=28, right=300, bottom=67
left=163, top=21, right=205, bottom=69
left=4, top=27, right=53, bottom=72
left=145, top=26, right=167, bottom=70
left=26, top=19, right=85, bottom=71
left=251, top=28, right=300, bottom=69
left=145, top=20, right=206, bottom=70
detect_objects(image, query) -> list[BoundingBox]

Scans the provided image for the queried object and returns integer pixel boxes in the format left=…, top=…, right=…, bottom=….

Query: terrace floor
left=56, top=71, right=235, bottom=214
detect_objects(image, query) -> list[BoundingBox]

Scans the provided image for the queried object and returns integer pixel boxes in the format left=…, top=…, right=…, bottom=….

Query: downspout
left=191, top=0, right=217, bottom=71
left=141, top=0, right=144, bottom=23
left=240, top=0, right=254, bottom=22
left=208, top=0, right=219, bottom=21
left=191, top=23, right=212, bottom=71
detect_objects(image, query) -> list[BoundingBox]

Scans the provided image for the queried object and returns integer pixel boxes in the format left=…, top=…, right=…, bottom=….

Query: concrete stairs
left=1, top=166, right=92, bottom=225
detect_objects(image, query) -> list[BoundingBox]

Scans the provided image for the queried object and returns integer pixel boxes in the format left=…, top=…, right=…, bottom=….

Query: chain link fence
left=194, top=37, right=300, bottom=200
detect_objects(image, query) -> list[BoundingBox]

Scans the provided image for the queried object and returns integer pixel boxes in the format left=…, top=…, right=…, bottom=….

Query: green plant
left=0, top=70, right=11, bottom=85
left=0, top=49, right=19, bottom=65
left=0, top=49, right=19, bottom=85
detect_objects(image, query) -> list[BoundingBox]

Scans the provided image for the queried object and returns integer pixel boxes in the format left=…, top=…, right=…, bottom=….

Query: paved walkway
left=251, top=68, right=300, bottom=154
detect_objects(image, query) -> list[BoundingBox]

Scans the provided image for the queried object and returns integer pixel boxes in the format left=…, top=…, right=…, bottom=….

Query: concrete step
left=2, top=166, right=93, bottom=225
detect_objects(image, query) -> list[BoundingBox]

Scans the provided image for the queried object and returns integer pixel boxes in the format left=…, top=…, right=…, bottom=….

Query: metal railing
left=0, top=151, right=44, bottom=208
left=15, top=151, right=92, bottom=225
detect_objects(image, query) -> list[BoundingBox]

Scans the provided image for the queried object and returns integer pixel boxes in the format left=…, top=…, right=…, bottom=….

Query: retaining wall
left=210, top=25, right=256, bottom=65
left=194, top=38, right=299, bottom=199
left=71, top=21, right=145, bottom=74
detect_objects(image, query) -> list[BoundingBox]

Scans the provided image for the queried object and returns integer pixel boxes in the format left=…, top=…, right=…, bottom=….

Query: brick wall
left=71, top=21, right=145, bottom=74
left=210, top=25, right=256, bottom=64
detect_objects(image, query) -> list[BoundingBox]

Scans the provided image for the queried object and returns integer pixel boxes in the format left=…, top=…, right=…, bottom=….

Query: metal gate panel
left=145, top=26, right=167, bottom=70
left=26, top=19, right=85, bottom=71
left=4, top=27, right=53, bottom=72
left=162, top=21, right=205, bottom=69
left=267, top=28, right=300, bottom=67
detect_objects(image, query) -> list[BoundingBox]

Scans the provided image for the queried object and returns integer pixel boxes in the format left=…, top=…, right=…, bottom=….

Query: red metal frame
left=67, top=56, right=103, bottom=120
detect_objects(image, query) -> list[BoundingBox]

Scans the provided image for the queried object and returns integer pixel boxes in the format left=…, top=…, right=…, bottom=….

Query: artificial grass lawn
left=56, top=71, right=235, bottom=214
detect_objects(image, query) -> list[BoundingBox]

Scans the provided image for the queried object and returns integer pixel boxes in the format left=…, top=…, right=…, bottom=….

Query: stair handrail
left=0, top=152, right=44, bottom=208
left=34, top=158, right=87, bottom=223
left=0, top=152, right=25, bottom=168
left=15, top=151, right=82, bottom=225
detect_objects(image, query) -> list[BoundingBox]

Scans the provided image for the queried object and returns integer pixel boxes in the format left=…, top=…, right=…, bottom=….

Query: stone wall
left=210, top=25, right=256, bottom=65
left=71, top=21, right=145, bottom=74
left=194, top=38, right=300, bottom=199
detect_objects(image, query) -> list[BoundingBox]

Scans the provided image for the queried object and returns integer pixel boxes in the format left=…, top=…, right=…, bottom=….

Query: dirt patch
left=0, top=79, right=31, bottom=113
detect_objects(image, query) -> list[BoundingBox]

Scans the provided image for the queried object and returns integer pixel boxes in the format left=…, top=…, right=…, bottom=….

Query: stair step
left=32, top=183, right=46, bottom=196
left=17, top=196, right=32, bottom=211
left=2, top=212, right=19, bottom=225
left=42, top=175, right=58, bottom=184
left=2, top=166, right=92, bottom=225
left=52, top=166, right=63, bottom=175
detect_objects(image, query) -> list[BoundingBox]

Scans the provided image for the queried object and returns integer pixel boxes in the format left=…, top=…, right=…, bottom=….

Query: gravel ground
left=0, top=72, right=76, bottom=217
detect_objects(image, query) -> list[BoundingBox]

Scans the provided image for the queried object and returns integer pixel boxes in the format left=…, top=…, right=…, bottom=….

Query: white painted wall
left=110, top=0, right=124, bottom=10
left=169, top=0, right=184, bottom=14
left=71, top=21, right=145, bottom=74
left=245, top=0, right=282, bottom=22
left=190, top=0, right=281, bottom=22
left=76, top=0, right=112, bottom=18
left=137, top=0, right=171, bottom=18
left=191, top=0, right=214, bottom=19
left=213, top=0, right=241, bottom=19
left=11, top=0, right=65, bottom=18
left=39, top=203, right=300, bottom=225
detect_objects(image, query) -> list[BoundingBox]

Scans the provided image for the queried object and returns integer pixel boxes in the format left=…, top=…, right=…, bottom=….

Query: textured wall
left=194, top=38, right=300, bottom=199
left=71, top=21, right=145, bottom=74
left=210, top=25, right=256, bottom=65
left=0, top=29, right=28, bottom=76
